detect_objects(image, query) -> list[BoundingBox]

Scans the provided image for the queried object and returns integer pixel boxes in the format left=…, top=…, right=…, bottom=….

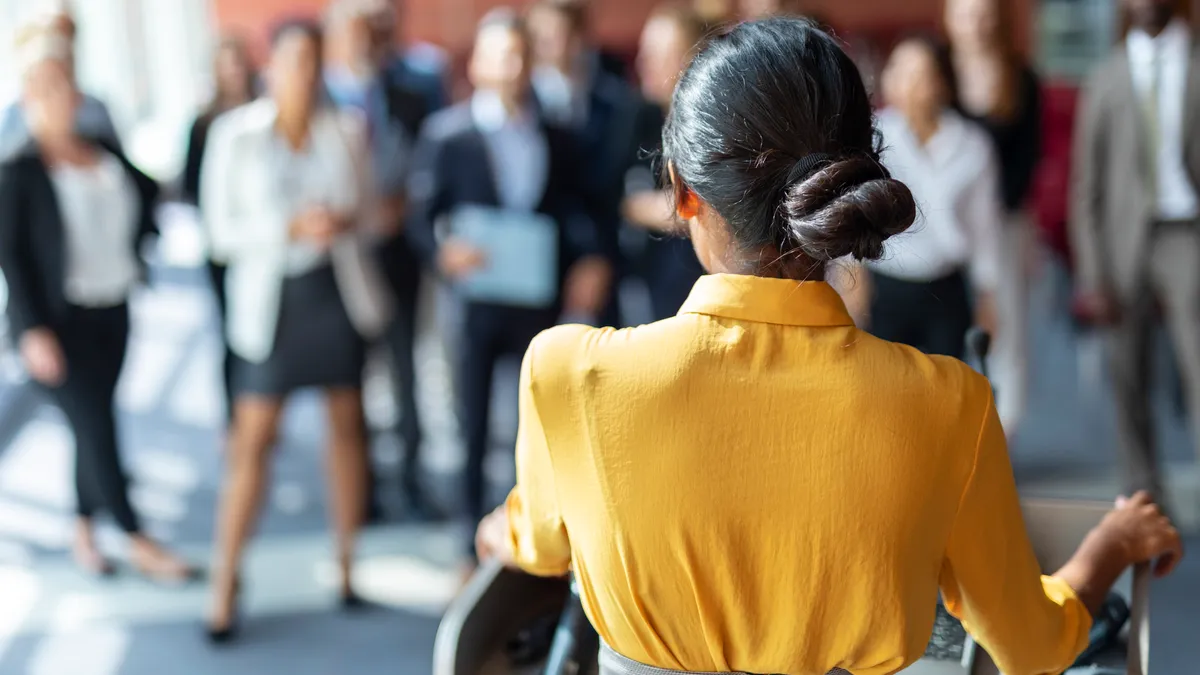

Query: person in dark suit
left=182, top=35, right=256, bottom=426
left=406, top=9, right=609, bottom=565
left=364, top=0, right=449, bottom=114
left=0, top=30, right=195, bottom=583
left=528, top=0, right=636, bottom=326
left=324, top=0, right=439, bottom=521
left=620, top=4, right=709, bottom=321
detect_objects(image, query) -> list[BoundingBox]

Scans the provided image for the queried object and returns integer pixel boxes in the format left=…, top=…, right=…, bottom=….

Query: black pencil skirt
left=232, top=264, right=365, bottom=398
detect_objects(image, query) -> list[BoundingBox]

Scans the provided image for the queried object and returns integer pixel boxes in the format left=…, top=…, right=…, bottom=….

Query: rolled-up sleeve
left=505, top=340, right=572, bottom=577
left=939, top=392, right=1092, bottom=675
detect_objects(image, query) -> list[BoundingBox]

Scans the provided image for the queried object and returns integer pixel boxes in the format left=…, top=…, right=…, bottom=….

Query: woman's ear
left=667, top=162, right=701, bottom=221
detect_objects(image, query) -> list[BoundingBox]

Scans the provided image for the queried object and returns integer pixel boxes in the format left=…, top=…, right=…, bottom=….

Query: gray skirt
left=232, top=264, right=365, bottom=397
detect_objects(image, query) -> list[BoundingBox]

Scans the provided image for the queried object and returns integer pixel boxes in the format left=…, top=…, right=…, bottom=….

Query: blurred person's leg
left=1109, top=282, right=1160, bottom=498
left=1149, top=224, right=1200, bottom=472
left=51, top=306, right=134, bottom=574
left=54, top=305, right=191, bottom=579
left=389, top=281, right=438, bottom=518
left=210, top=395, right=285, bottom=630
left=459, top=308, right=501, bottom=560
left=991, top=215, right=1031, bottom=431
left=324, top=387, right=368, bottom=601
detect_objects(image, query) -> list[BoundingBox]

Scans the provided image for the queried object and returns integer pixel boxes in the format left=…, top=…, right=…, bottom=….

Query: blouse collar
left=678, top=274, right=855, bottom=328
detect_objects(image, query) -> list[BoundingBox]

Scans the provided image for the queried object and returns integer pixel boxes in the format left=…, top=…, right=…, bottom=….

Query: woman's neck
left=38, top=134, right=96, bottom=167
left=275, top=108, right=312, bottom=150
left=905, top=110, right=941, bottom=146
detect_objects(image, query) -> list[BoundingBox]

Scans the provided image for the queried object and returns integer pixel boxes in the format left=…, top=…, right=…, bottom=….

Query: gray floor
left=0, top=243, right=1196, bottom=674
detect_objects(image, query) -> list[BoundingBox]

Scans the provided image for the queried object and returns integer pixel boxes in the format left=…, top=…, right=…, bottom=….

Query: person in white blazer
left=199, top=19, right=392, bottom=643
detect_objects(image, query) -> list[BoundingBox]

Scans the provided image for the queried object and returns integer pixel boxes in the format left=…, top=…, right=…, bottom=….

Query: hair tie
left=786, top=153, right=833, bottom=186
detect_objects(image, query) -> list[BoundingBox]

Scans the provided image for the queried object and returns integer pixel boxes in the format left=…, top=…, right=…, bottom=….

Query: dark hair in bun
left=663, top=17, right=915, bottom=276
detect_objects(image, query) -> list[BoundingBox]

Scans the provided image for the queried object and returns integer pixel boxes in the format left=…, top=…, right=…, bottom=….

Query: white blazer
left=201, top=99, right=393, bottom=363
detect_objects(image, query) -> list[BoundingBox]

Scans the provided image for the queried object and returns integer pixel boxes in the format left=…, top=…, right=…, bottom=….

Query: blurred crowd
left=0, top=0, right=1195, bottom=648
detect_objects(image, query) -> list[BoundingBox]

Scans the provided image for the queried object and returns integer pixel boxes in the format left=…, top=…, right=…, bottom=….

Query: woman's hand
left=1099, top=491, right=1184, bottom=578
left=438, top=238, right=488, bottom=280
left=476, top=506, right=513, bottom=565
left=20, top=328, right=66, bottom=387
left=1058, top=491, right=1184, bottom=616
left=289, top=206, right=342, bottom=248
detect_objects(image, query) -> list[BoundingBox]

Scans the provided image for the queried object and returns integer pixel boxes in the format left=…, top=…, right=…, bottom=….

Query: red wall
left=212, top=0, right=1036, bottom=62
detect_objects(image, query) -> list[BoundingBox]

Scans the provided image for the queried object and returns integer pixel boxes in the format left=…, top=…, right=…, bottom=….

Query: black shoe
left=340, top=589, right=370, bottom=612
left=205, top=577, right=242, bottom=645
left=364, top=497, right=387, bottom=525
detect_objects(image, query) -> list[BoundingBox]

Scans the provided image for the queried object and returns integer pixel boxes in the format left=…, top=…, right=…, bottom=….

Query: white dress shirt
left=471, top=91, right=549, bottom=212
left=868, top=109, right=1003, bottom=291
left=264, top=132, right=338, bottom=275
left=50, top=152, right=139, bottom=307
left=1127, top=19, right=1200, bottom=221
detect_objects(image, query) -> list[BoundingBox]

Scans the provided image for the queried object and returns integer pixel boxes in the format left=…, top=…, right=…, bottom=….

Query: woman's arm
left=940, top=388, right=1182, bottom=675
left=483, top=337, right=572, bottom=576
left=0, top=165, right=48, bottom=338
left=939, top=393, right=1091, bottom=675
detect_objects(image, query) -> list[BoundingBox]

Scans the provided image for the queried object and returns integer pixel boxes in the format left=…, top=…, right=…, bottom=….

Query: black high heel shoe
left=205, top=577, right=242, bottom=645
left=340, top=586, right=371, bottom=612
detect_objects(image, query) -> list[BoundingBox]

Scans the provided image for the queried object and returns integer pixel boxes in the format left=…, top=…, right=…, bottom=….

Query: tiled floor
left=0, top=242, right=1196, bottom=674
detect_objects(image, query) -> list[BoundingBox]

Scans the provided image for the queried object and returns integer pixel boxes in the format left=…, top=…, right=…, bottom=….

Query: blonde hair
left=13, top=22, right=73, bottom=80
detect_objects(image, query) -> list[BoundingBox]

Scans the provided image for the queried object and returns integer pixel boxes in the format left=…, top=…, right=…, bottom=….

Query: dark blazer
left=372, top=75, right=431, bottom=297
left=405, top=101, right=601, bottom=307
left=182, top=112, right=216, bottom=206
left=0, top=140, right=159, bottom=338
left=385, top=56, right=448, bottom=114
left=539, top=71, right=639, bottom=264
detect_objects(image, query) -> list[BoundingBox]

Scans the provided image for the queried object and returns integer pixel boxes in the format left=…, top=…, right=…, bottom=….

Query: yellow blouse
left=504, top=274, right=1091, bottom=675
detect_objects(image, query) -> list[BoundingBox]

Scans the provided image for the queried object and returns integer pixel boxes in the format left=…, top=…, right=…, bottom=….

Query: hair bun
left=781, top=155, right=915, bottom=262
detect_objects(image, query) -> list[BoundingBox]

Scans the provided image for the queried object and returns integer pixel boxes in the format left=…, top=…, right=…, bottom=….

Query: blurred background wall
left=212, top=0, right=1038, bottom=59
left=11, top=0, right=1197, bottom=197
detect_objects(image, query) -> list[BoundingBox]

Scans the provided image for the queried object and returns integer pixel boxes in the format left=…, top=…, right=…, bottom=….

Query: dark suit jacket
left=542, top=71, right=639, bottom=265
left=0, top=140, right=158, bottom=338
left=386, top=56, right=448, bottom=114
left=374, top=75, right=432, bottom=298
left=405, top=102, right=601, bottom=309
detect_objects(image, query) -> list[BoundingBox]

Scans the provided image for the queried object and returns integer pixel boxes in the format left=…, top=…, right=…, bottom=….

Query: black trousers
left=43, top=304, right=140, bottom=533
left=375, top=236, right=425, bottom=498
left=206, top=260, right=234, bottom=422
left=869, top=270, right=972, bottom=358
left=387, top=279, right=423, bottom=490
left=459, top=303, right=557, bottom=552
